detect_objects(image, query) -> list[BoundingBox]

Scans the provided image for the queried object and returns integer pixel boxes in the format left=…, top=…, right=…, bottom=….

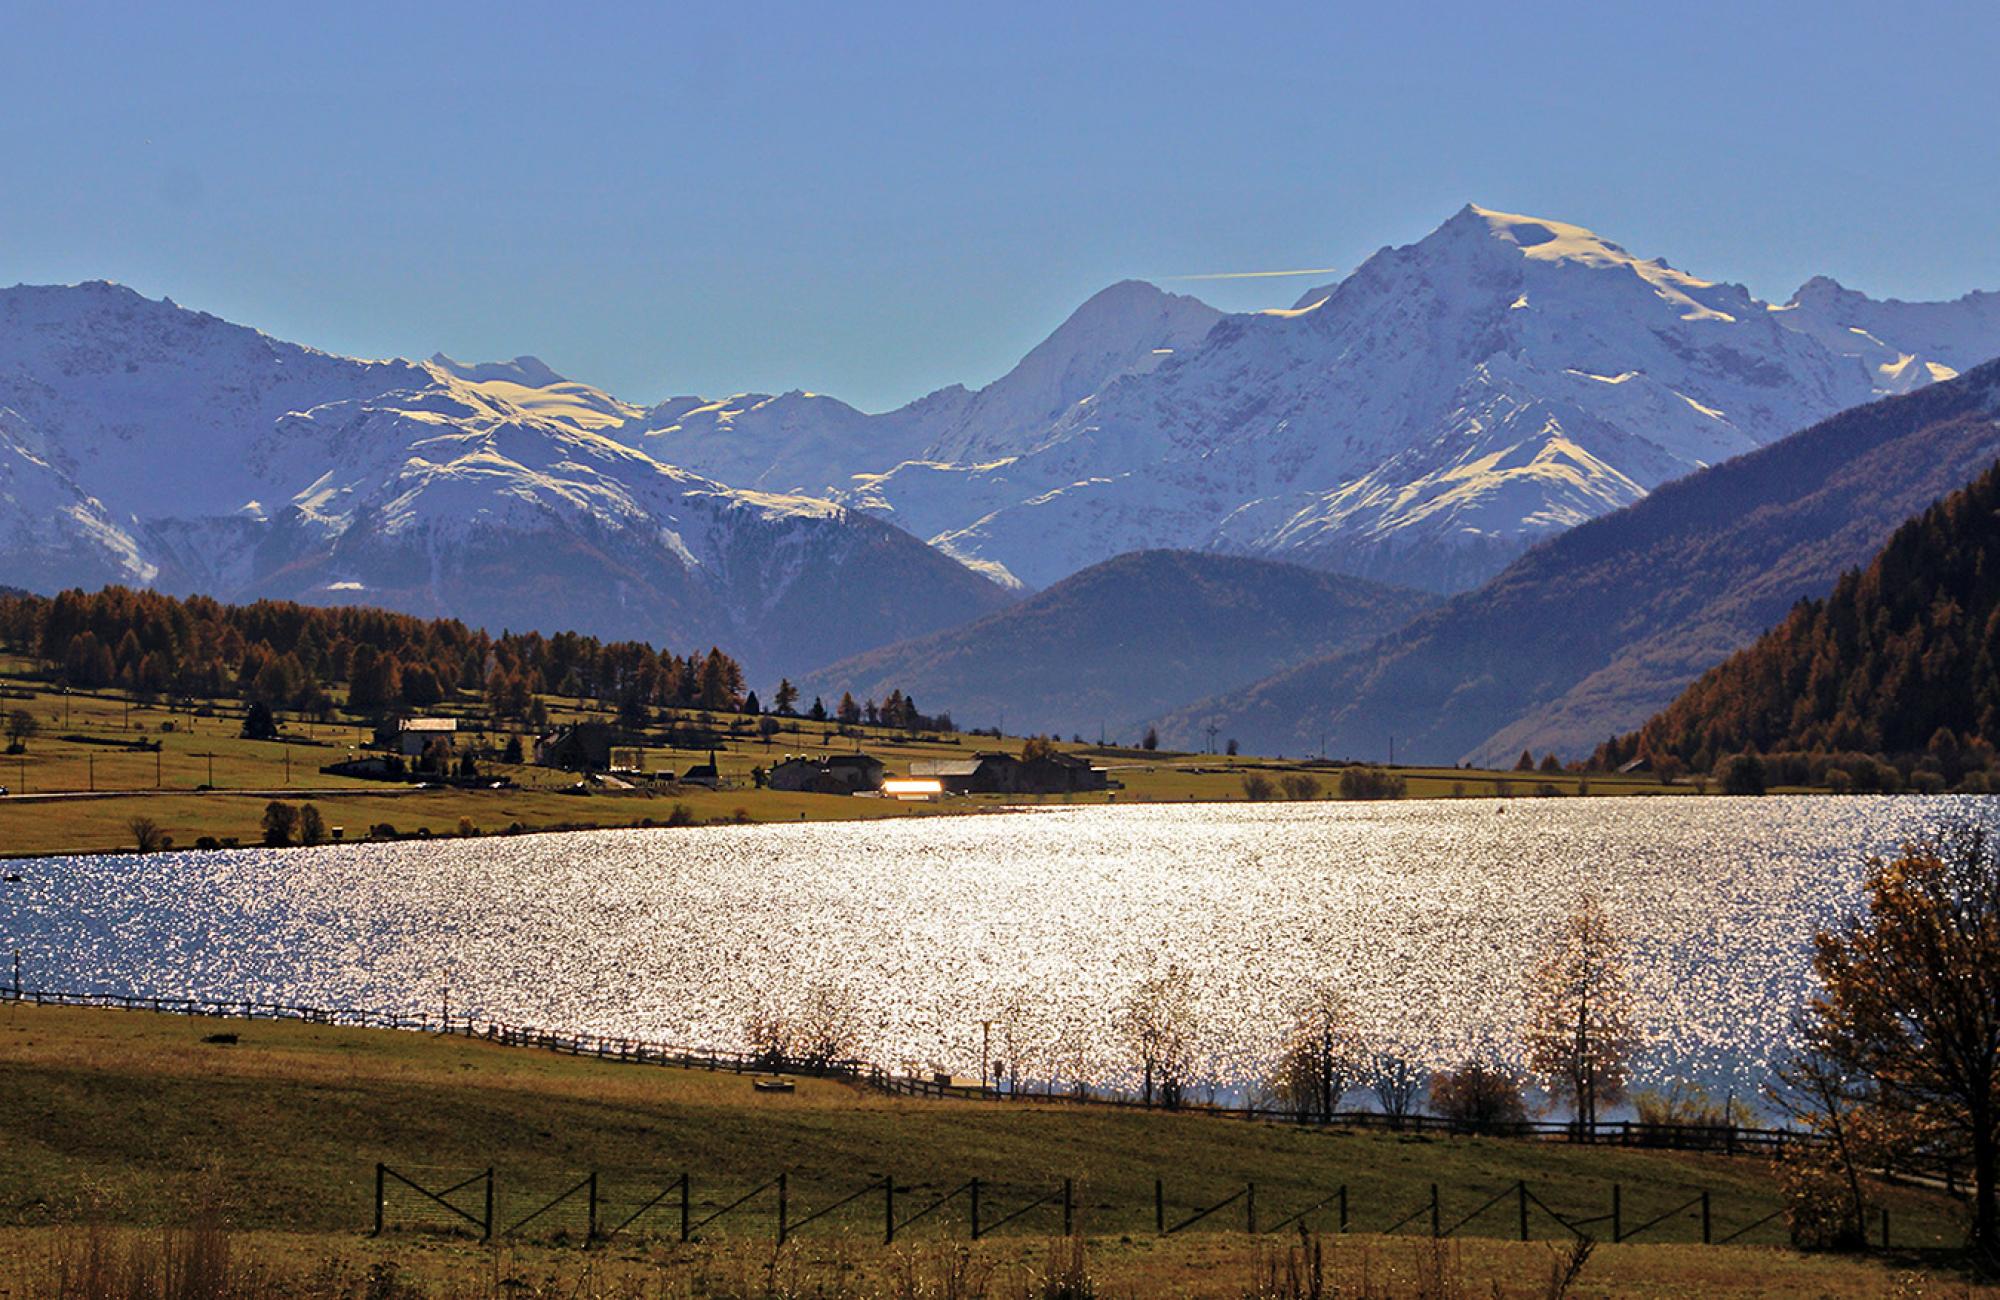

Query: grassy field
left=0, top=1004, right=1983, bottom=1297
left=0, top=657, right=1686, bottom=858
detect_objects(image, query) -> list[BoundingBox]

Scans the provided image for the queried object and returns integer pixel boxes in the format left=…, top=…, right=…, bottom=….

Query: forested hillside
left=0, top=587, right=750, bottom=723
left=1602, top=460, right=2000, bottom=780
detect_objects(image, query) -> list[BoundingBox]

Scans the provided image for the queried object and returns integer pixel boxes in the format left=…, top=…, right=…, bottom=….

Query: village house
left=534, top=721, right=618, bottom=771
left=391, top=717, right=456, bottom=758
left=909, top=751, right=1115, bottom=795
left=767, top=753, right=886, bottom=794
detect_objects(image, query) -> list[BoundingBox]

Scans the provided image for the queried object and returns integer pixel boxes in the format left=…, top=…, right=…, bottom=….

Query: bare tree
left=1272, top=983, right=1360, bottom=1123
left=1118, top=965, right=1196, bottom=1109
left=1798, top=827, right=2000, bottom=1264
left=5, top=708, right=37, bottom=750
left=126, top=816, right=166, bottom=853
left=1365, top=1048, right=1426, bottom=1130
left=1523, top=893, right=1638, bottom=1132
left=746, top=983, right=864, bottom=1073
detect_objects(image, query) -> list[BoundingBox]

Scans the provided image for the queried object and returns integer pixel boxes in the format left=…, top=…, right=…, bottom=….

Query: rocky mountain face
left=798, top=549, right=1436, bottom=739
left=1157, top=359, right=2000, bottom=765
left=0, top=283, right=1012, bottom=680
left=581, top=205, right=2000, bottom=597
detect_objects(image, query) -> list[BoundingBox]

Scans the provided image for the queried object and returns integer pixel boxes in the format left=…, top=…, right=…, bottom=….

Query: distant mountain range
left=1160, top=358, right=2000, bottom=763
left=5, top=203, right=2000, bottom=708
left=799, top=550, right=1435, bottom=739
left=0, top=283, right=1010, bottom=681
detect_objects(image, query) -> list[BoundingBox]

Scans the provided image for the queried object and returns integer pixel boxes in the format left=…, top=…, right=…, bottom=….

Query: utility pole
left=1389, top=735, right=1395, bottom=765
left=980, top=1019, right=993, bottom=1094
left=87, top=754, right=94, bottom=792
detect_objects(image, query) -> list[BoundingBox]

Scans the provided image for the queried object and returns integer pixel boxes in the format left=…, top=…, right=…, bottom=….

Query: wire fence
left=369, top=1164, right=1841, bottom=1251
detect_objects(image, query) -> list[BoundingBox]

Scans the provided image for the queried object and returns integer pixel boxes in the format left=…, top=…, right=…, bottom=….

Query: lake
left=2, top=795, right=1986, bottom=1108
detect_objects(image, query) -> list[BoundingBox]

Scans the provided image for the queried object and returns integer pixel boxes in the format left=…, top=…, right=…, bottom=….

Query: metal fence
left=369, top=1164, right=1834, bottom=1250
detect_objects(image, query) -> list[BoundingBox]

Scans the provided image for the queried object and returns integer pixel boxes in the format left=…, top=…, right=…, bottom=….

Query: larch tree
left=1523, top=893, right=1639, bottom=1132
left=1274, top=982, right=1360, bottom=1124
left=1799, top=828, right=2000, bottom=1266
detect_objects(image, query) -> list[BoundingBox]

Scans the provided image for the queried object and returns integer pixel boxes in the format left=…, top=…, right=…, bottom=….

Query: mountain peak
left=428, top=353, right=567, bottom=388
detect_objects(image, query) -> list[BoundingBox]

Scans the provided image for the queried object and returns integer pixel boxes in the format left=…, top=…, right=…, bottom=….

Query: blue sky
left=3, top=1, right=1996, bottom=411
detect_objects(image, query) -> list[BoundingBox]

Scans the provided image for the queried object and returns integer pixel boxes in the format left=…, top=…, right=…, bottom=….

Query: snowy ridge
left=0, top=285, right=1012, bottom=676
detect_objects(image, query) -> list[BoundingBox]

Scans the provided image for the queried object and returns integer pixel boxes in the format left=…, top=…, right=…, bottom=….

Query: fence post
left=1430, top=1183, right=1439, bottom=1238
left=1881, top=1205, right=1889, bottom=1250
left=1612, top=1184, right=1622, bottom=1243
left=884, top=1174, right=895, bottom=1244
left=1338, top=1184, right=1348, bottom=1234
left=373, top=1163, right=385, bottom=1236
left=971, top=1177, right=981, bottom=1239
left=1701, top=1190, right=1711, bottom=1245
left=680, top=1173, right=690, bottom=1243
left=587, top=1171, right=598, bottom=1241
left=1063, top=1177, right=1073, bottom=1237
left=483, top=1168, right=494, bottom=1242
left=1518, top=1180, right=1528, bottom=1241
left=1155, top=1179, right=1165, bottom=1235
left=778, top=1173, right=788, bottom=1244
left=1246, top=1182, right=1256, bottom=1234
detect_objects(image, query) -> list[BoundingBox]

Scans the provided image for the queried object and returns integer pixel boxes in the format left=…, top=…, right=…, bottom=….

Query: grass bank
left=0, top=1004, right=1980, bottom=1296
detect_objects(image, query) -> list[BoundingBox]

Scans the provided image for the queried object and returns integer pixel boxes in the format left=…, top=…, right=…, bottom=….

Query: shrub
left=1428, top=1060, right=1527, bottom=1132
left=1278, top=774, right=1322, bottom=800
left=1242, top=775, right=1277, bottom=801
left=1338, top=767, right=1406, bottom=800
left=298, top=803, right=326, bottom=847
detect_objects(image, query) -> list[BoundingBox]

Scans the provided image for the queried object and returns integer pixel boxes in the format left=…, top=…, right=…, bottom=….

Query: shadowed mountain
left=1159, top=357, right=2000, bottom=763
left=1607, top=457, right=2000, bottom=769
left=798, top=549, right=1435, bottom=739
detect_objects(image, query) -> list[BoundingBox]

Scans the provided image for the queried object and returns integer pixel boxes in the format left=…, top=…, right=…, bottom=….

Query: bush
left=1777, top=1150, right=1868, bottom=1250
left=298, top=803, right=326, bottom=846
left=1428, top=1061, right=1527, bottom=1132
left=1338, top=767, right=1406, bottom=800
left=1242, top=775, right=1277, bottom=801
left=1278, top=774, right=1322, bottom=800
left=1717, top=752, right=1766, bottom=795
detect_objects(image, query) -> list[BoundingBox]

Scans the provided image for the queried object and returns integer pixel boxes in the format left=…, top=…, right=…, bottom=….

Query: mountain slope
left=0, top=285, right=1013, bottom=678
left=618, top=280, right=1223, bottom=508
left=1159, top=358, right=2000, bottom=763
left=799, top=549, right=1435, bottom=738
left=1608, top=459, right=2000, bottom=767
left=847, top=205, right=2000, bottom=592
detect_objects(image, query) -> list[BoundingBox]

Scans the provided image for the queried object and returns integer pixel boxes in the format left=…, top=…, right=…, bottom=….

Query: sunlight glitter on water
left=3, top=796, right=1986, bottom=1105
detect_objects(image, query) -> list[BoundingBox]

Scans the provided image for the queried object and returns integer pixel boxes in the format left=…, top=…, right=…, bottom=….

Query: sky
left=3, top=1, right=1997, bottom=412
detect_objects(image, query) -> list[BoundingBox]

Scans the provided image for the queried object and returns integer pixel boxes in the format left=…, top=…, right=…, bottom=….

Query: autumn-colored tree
left=1272, top=984, right=1359, bottom=1124
left=1021, top=734, right=1059, bottom=762
left=1796, top=828, right=2000, bottom=1264
left=772, top=678, right=799, bottom=715
left=1523, top=894, right=1638, bottom=1131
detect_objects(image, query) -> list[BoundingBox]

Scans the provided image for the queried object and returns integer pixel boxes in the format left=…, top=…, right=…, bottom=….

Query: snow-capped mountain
left=841, top=206, right=2000, bottom=591
left=6, top=205, right=1999, bottom=684
left=0, top=283, right=1012, bottom=677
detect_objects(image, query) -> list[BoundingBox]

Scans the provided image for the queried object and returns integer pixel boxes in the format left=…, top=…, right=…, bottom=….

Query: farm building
left=391, top=717, right=457, bottom=757
left=767, top=753, right=886, bottom=794
left=534, top=721, right=618, bottom=771
left=909, top=751, right=1114, bottom=795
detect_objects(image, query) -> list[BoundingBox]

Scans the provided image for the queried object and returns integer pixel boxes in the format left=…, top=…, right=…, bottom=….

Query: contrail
left=1161, top=266, right=1341, bottom=281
